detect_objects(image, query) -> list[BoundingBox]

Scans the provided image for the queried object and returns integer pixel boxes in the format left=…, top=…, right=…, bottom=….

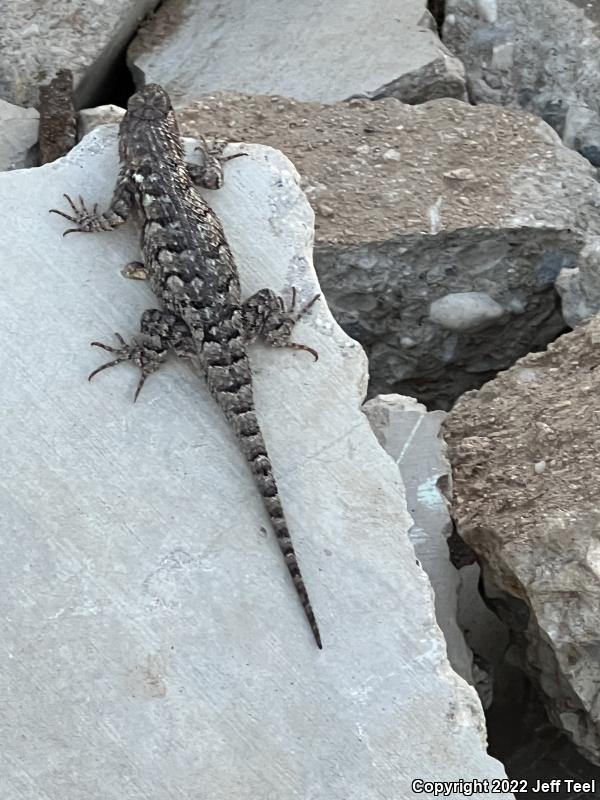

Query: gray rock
left=556, top=237, right=600, bottom=327
left=128, top=0, right=467, bottom=105
left=0, top=127, right=510, bottom=798
left=444, top=0, right=600, bottom=165
left=0, top=98, right=38, bottom=169
left=444, top=316, right=600, bottom=765
left=175, top=94, right=600, bottom=408
left=563, top=102, right=600, bottom=166
left=429, top=292, right=505, bottom=332
left=0, top=0, right=158, bottom=108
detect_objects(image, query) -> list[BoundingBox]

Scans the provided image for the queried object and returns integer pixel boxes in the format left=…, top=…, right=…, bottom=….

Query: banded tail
left=237, top=409, right=322, bottom=649
left=208, top=365, right=322, bottom=648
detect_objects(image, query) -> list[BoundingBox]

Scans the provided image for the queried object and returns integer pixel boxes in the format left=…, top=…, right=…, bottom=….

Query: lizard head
left=127, top=83, right=173, bottom=122
left=120, top=83, right=183, bottom=162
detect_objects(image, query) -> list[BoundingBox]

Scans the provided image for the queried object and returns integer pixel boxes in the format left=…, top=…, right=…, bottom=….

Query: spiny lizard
left=50, top=84, right=322, bottom=649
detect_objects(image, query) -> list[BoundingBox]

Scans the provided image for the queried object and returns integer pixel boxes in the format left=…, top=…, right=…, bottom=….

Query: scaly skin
left=50, top=84, right=322, bottom=649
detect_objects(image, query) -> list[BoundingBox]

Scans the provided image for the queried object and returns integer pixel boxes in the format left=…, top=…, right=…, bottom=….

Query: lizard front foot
left=189, top=137, right=248, bottom=190
left=88, top=333, right=168, bottom=402
left=276, top=287, right=320, bottom=361
left=49, top=194, right=102, bottom=236
left=241, top=287, right=321, bottom=361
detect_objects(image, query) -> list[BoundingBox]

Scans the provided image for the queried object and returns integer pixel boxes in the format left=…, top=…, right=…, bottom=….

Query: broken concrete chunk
left=444, top=0, right=600, bottom=165
left=78, top=104, right=125, bottom=140
left=175, top=94, right=600, bottom=407
left=0, top=127, right=509, bottom=798
left=0, top=98, right=38, bottom=170
left=0, top=0, right=158, bottom=108
left=429, top=292, right=505, bottom=332
left=127, top=0, right=467, bottom=105
left=363, top=394, right=476, bottom=687
left=444, top=316, right=600, bottom=765
left=364, top=393, right=503, bottom=711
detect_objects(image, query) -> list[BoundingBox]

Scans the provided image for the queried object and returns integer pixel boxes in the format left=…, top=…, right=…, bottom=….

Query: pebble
left=383, top=148, right=402, bottom=162
left=443, top=167, right=475, bottom=180
left=429, top=292, right=505, bottom=332
left=317, top=203, right=334, bottom=218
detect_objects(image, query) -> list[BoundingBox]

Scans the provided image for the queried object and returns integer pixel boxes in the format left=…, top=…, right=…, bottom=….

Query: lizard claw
left=49, top=193, right=99, bottom=235
left=289, top=287, right=321, bottom=319
left=284, top=342, right=319, bottom=362
left=285, top=289, right=320, bottom=361
left=222, top=151, right=248, bottom=163
left=88, top=333, right=167, bottom=402
left=88, top=334, right=132, bottom=380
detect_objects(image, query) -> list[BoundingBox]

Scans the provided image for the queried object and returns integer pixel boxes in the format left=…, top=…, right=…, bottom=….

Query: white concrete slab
left=0, top=128, right=509, bottom=798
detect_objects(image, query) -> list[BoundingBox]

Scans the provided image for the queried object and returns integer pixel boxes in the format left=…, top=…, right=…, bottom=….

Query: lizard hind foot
left=88, top=333, right=167, bottom=402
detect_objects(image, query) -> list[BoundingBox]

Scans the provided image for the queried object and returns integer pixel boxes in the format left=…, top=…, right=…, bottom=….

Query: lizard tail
left=218, top=400, right=322, bottom=648
left=257, top=473, right=323, bottom=650
left=243, top=415, right=322, bottom=650
left=201, top=340, right=322, bottom=648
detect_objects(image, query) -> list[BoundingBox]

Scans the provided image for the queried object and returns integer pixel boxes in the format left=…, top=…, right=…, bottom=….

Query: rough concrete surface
left=0, top=98, right=38, bottom=170
left=0, top=128, right=509, bottom=798
left=0, top=0, right=158, bottom=109
left=168, top=94, right=600, bottom=408
left=444, top=0, right=600, bottom=165
left=128, top=0, right=467, bottom=105
left=444, top=316, right=600, bottom=765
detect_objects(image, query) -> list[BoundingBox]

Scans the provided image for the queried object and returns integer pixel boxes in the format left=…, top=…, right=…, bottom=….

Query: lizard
left=50, top=83, right=323, bottom=649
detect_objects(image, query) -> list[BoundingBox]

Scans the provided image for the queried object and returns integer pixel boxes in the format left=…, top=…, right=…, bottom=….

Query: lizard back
left=118, top=85, right=322, bottom=648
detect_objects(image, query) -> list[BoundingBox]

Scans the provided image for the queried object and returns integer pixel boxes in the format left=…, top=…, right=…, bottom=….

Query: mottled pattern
left=50, top=84, right=322, bottom=648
